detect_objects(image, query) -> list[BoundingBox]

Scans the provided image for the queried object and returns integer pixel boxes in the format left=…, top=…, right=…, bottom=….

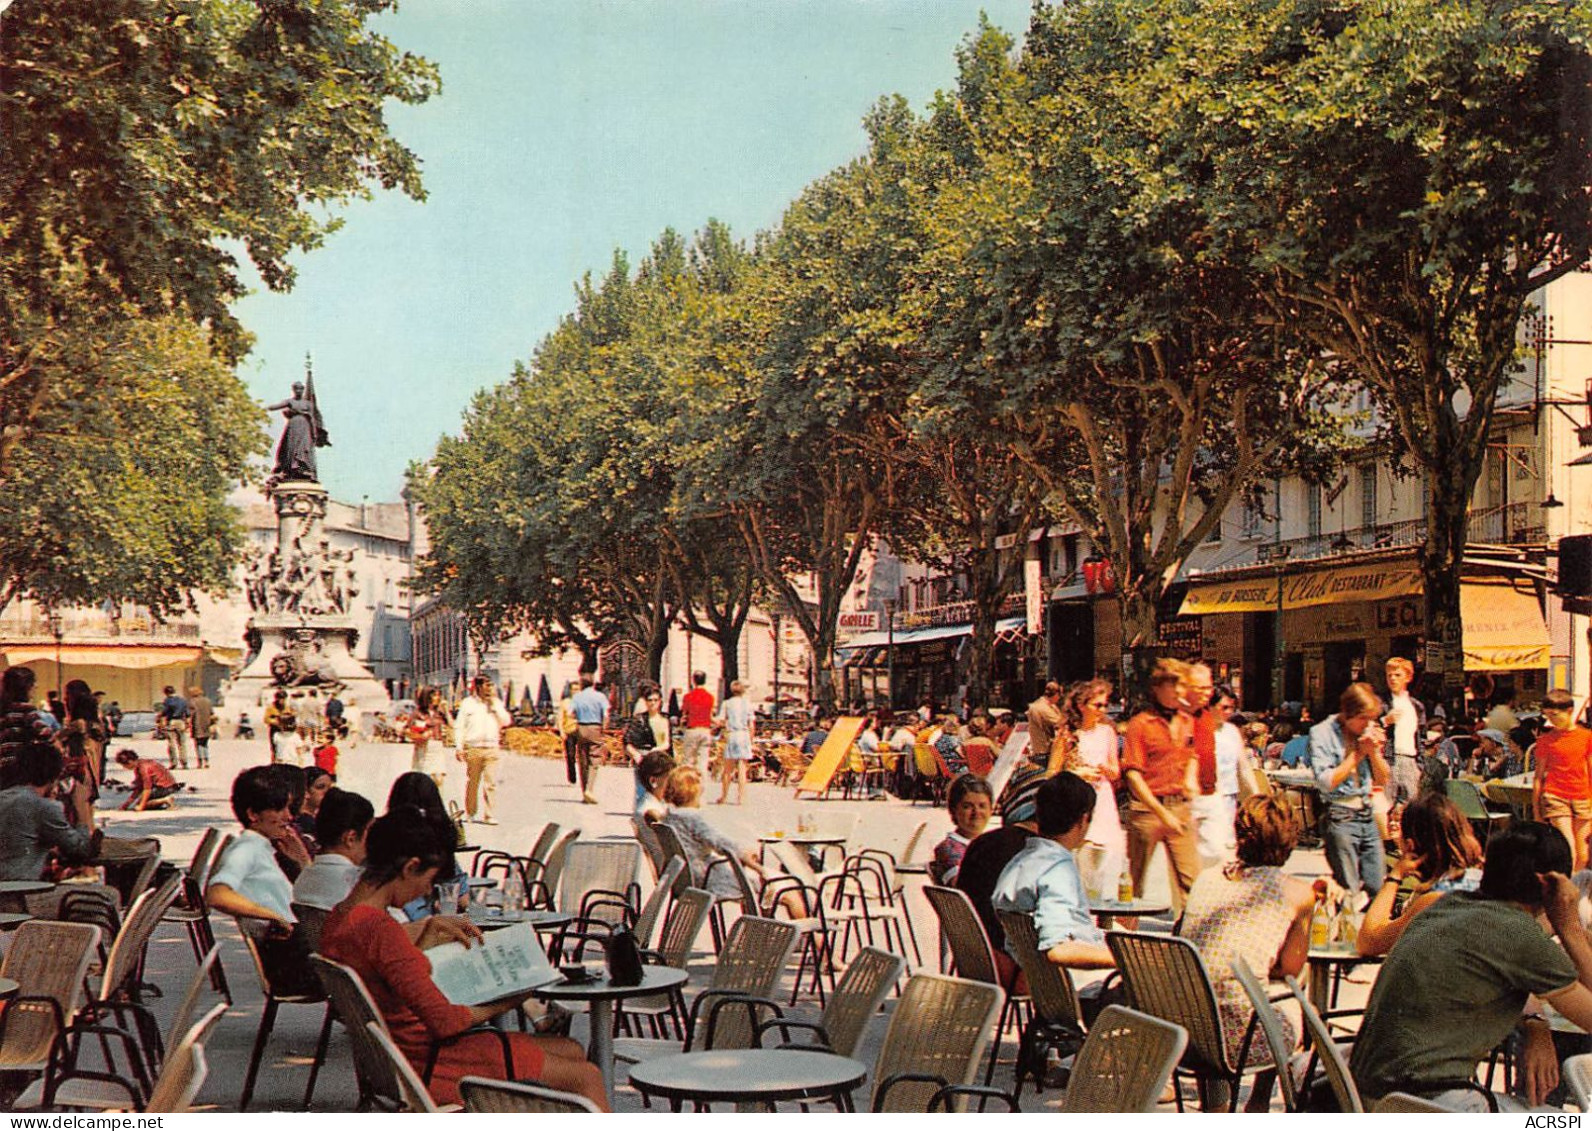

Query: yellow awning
left=1461, top=582, right=1550, bottom=671
left=1179, top=561, right=1424, bottom=615
left=1, top=644, right=203, bottom=670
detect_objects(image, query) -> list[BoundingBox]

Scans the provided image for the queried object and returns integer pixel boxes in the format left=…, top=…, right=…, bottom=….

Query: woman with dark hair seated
left=385, top=771, right=461, bottom=921
left=1180, top=796, right=1315, bottom=1110
left=320, top=809, right=606, bottom=1109
left=1356, top=792, right=1483, bottom=957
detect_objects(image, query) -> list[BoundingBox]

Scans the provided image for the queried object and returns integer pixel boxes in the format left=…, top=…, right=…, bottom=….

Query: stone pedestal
left=218, top=479, right=391, bottom=724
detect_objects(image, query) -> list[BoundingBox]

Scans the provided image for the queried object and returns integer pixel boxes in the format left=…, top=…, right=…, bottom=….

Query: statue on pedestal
left=265, top=360, right=330, bottom=485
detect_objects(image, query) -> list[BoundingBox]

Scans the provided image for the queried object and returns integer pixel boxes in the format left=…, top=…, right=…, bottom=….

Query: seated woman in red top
left=320, top=808, right=606, bottom=1109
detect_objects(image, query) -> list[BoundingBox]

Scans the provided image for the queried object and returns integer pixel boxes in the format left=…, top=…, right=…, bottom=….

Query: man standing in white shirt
left=454, top=675, right=511, bottom=824
left=1382, top=657, right=1426, bottom=816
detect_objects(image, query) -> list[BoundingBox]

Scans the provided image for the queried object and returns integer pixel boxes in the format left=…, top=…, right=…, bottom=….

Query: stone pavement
left=80, top=734, right=1336, bottom=1112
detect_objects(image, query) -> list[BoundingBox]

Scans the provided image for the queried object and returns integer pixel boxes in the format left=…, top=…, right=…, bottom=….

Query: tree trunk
left=1118, top=586, right=1161, bottom=707
left=966, top=600, right=998, bottom=711
left=1423, top=452, right=1471, bottom=719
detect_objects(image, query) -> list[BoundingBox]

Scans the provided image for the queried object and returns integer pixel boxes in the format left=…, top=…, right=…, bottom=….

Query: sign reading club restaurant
left=1179, top=562, right=1425, bottom=615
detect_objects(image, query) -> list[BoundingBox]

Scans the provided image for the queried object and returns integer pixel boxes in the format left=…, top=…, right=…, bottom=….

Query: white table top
left=627, top=1048, right=868, bottom=1105
left=532, top=965, right=688, bottom=1002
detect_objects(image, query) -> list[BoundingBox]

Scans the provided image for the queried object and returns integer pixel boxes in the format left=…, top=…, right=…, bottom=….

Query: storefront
left=1179, top=555, right=1550, bottom=716
left=835, top=615, right=1031, bottom=714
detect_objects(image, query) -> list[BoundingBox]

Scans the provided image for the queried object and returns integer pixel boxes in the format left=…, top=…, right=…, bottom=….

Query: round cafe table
left=532, top=966, right=689, bottom=1108
left=0, top=880, right=54, bottom=915
left=1090, top=899, right=1169, bottom=927
left=0, top=977, right=17, bottom=1005
left=0, top=912, right=32, bottom=931
left=1306, top=942, right=1382, bottom=1016
left=628, top=1048, right=868, bottom=1111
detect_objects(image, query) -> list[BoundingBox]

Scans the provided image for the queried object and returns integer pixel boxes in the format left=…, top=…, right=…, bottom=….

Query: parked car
left=114, top=710, right=157, bottom=738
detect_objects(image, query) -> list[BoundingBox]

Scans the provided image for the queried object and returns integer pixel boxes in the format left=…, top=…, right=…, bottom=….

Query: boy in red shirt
left=1534, top=688, right=1592, bottom=870
left=313, top=730, right=340, bottom=776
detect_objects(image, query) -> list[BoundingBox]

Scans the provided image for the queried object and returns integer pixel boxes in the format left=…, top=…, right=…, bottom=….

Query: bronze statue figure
left=266, top=364, right=330, bottom=484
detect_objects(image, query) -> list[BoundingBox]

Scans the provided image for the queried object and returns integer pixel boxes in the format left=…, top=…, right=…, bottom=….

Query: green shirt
left=1350, top=895, right=1577, bottom=1099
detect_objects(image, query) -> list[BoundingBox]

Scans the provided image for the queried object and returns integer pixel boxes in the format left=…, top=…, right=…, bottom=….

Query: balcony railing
left=0, top=607, right=201, bottom=642
left=1227, top=501, right=1544, bottom=573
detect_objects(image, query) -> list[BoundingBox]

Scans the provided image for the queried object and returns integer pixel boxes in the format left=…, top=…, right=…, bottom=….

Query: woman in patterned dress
left=1180, top=795, right=1315, bottom=1111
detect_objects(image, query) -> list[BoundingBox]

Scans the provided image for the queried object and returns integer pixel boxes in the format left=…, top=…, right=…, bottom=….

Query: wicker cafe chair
left=1231, top=956, right=1301, bottom=1112
left=1059, top=1005, right=1188, bottom=1113
left=161, top=828, right=232, bottom=996
left=653, top=820, right=742, bottom=951
left=615, top=886, right=713, bottom=1040
left=527, top=828, right=583, bottom=909
left=142, top=1002, right=228, bottom=1114
left=233, top=917, right=332, bottom=1111
left=310, top=954, right=518, bottom=1111
left=613, top=915, right=799, bottom=1067
left=521, top=822, right=563, bottom=890
left=996, top=910, right=1085, bottom=1095
left=721, top=852, right=834, bottom=1006
left=1566, top=1053, right=1592, bottom=1111
left=923, top=885, right=1030, bottom=1084
left=632, top=856, right=685, bottom=951
left=633, top=816, right=669, bottom=879
left=1375, top=1092, right=1456, bottom=1112
left=364, top=1022, right=453, bottom=1113
left=0, top=919, right=101, bottom=1079
left=23, top=944, right=227, bottom=1112
left=1105, top=930, right=1270, bottom=1112
left=870, top=973, right=1010, bottom=1113
left=1285, top=975, right=1364, bottom=1113
left=752, top=946, right=905, bottom=1059
left=459, top=1075, right=602, bottom=1113
left=559, top=838, right=642, bottom=925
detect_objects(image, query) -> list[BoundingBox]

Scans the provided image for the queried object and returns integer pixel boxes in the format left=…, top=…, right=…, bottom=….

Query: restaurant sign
left=1179, top=562, right=1425, bottom=616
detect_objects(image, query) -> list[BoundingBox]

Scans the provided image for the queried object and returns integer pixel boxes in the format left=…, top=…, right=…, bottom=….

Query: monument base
left=216, top=476, right=393, bottom=731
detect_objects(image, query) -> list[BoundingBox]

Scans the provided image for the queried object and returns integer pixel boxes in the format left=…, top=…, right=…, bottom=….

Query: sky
left=231, top=0, right=1032, bottom=503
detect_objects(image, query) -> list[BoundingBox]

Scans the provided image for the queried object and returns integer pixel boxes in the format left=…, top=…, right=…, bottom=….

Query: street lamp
left=884, top=597, right=897, bottom=712
left=46, top=606, right=64, bottom=696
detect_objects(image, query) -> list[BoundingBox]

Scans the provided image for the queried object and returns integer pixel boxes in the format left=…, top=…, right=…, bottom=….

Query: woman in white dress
left=1058, top=679, right=1126, bottom=893
left=716, top=680, right=753, bottom=805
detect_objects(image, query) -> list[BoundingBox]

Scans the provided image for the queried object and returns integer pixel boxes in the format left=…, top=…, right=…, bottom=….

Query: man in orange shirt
left=1121, top=658, right=1202, bottom=904
left=1534, top=688, right=1592, bottom=871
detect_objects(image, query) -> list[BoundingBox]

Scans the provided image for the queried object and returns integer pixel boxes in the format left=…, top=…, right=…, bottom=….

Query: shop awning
left=1461, top=582, right=1550, bottom=671
left=0, top=644, right=203, bottom=670
left=835, top=615, right=1028, bottom=652
left=1179, top=560, right=1424, bottom=615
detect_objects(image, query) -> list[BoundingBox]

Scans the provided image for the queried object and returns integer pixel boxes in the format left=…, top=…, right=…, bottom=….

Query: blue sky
left=232, top=0, right=1031, bottom=502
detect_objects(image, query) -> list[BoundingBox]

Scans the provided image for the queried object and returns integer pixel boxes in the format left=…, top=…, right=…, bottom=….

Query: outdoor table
left=0, top=880, right=54, bottom=914
left=0, top=976, right=17, bottom=1005
left=1482, top=773, right=1534, bottom=815
left=759, top=833, right=849, bottom=869
left=532, top=965, right=690, bottom=1106
left=628, top=1048, right=868, bottom=1112
left=894, top=861, right=931, bottom=876
left=0, top=912, right=32, bottom=931
left=466, top=908, right=572, bottom=933
left=1306, top=942, right=1382, bottom=1016
left=1090, top=899, right=1169, bottom=926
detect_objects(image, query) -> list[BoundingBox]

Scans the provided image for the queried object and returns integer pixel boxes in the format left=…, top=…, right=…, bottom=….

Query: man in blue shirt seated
left=991, top=771, right=1115, bottom=972
left=800, top=718, right=830, bottom=757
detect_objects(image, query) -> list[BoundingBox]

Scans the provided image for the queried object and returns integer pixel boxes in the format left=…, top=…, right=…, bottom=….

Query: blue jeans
left=1323, top=804, right=1385, bottom=895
